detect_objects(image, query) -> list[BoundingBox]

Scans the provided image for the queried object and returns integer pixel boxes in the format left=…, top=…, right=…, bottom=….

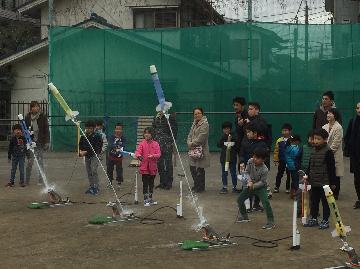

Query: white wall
left=11, top=49, right=48, bottom=119
left=334, top=0, right=360, bottom=23
left=40, top=0, right=181, bottom=38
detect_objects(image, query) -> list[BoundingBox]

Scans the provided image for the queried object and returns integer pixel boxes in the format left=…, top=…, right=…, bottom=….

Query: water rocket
left=149, top=65, right=172, bottom=113
left=18, top=114, right=36, bottom=151
left=48, top=83, right=79, bottom=121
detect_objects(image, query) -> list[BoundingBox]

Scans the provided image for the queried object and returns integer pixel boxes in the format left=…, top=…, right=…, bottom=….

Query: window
left=134, top=8, right=178, bottom=29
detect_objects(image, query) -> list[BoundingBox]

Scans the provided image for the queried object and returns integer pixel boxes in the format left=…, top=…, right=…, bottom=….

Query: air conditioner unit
left=342, top=18, right=351, bottom=23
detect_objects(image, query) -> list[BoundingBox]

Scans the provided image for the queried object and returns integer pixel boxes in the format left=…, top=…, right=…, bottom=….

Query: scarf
left=31, top=112, right=40, bottom=142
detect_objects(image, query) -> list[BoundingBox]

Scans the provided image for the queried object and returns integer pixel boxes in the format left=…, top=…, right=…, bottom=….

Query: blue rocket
left=18, top=114, right=36, bottom=150
left=150, top=65, right=172, bottom=113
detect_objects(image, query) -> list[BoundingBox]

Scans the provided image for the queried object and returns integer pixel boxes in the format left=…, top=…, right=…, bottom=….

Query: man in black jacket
left=344, top=102, right=360, bottom=209
left=313, top=91, right=341, bottom=129
left=153, top=111, right=177, bottom=190
left=25, top=101, right=50, bottom=185
left=233, top=96, right=247, bottom=153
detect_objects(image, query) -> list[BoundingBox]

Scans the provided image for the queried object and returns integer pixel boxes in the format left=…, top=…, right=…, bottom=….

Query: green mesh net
left=49, top=23, right=360, bottom=152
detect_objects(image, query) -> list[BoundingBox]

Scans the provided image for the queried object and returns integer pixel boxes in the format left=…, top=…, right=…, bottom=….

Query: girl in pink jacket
left=135, top=127, right=161, bottom=206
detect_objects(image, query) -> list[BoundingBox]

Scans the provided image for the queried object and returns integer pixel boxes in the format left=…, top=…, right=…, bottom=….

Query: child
left=285, top=135, right=302, bottom=197
left=304, top=128, right=336, bottom=229
left=301, top=130, right=314, bottom=171
left=273, top=123, right=292, bottom=193
left=95, top=120, right=108, bottom=159
left=6, top=124, right=26, bottom=187
left=107, top=123, right=126, bottom=186
left=239, top=122, right=268, bottom=167
left=217, top=121, right=240, bottom=194
left=239, top=122, right=268, bottom=210
left=236, top=147, right=275, bottom=229
left=79, top=121, right=103, bottom=195
left=135, top=127, right=161, bottom=206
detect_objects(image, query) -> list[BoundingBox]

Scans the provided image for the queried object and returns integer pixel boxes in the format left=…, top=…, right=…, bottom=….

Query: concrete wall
left=10, top=49, right=48, bottom=119
left=40, top=0, right=181, bottom=38
left=334, top=0, right=360, bottom=23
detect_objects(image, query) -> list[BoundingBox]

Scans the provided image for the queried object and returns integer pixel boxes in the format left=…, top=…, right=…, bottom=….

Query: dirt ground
left=0, top=151, right=359, bottom=269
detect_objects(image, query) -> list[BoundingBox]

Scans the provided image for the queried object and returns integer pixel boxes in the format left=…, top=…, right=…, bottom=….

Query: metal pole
left=305, top=0, right=309, bottom=70
left=247, top=0, right=253, bottom=102
left=48, top=0, right=54, bottom=150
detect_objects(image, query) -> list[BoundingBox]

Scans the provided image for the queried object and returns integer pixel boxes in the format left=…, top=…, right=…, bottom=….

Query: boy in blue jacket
left=285, top=135, right=302, bottom=197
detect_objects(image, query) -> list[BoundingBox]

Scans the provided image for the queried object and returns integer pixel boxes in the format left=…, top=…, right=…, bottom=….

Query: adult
left=152, top=111, right=177, bottom=190
left=233, top=96, right=247, bottom=151
left=313, top=90, right=341, bottom=129
left=187, top=107, right=210, bottom=193
left=322, top=108, right=343, bottom=200
left=344, top=102, right=360, bottom=209
left=25, top=101, right=50, bottom=185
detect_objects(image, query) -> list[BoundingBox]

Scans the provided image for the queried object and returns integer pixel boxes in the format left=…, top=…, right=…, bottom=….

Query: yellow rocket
left=323, top=185, right=351, bottom=238
left=48, top=83, right=79, bottom=121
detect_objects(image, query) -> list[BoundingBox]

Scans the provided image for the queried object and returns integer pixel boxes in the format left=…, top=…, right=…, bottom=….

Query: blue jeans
left=221, top=162, right=237, bottom=188
left=10, top=155, right=25, bottom=184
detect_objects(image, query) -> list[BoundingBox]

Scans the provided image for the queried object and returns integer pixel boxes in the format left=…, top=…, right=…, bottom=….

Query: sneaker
left=92, top=187, right=100, bottom=195
left=252, top=205, right=264, bottom=212
left=319, top=220, right=329, bottom=229
left=5, top=182, right=14, bottom=187
left=116, top=181, right=122, bottom=186
left=85, top=187, right=94, bottom=195
left=273, top=187, right=279, bottom=193
left=19, top=182, right=26, bottom=187
left=149, top=199, right=158, bottom=205
left=220, top=187, right=228, bottom=194
left=268, top=192, right=273, bottom=199
left=144, top=199, right=150, bottom=207
left=353, top=200, right=360, bottom=209
left=232, top=187, right=241, bottom=193
left=236, top=214, right=250, bottom=223
left=285, top=189, right=290, bottom=194
left=262, top=222, right=275, bottom=229
left=303, top=218, right=318, bottom=227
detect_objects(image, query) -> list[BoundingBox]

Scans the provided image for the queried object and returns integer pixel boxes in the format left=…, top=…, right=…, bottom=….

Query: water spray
left=18, top=113, right=63, bottom=204
left=48, top=83, right=133, bottom=219
left=150, top=65, right=208, bottom=230
left=176, top=174, right=184, bottom=218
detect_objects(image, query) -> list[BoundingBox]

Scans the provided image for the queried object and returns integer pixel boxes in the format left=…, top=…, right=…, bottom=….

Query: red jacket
left=135, top=139, right=161, bottom=175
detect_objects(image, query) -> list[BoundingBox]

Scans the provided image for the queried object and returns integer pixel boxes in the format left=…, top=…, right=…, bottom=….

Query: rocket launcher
left=149, top=65, right=172, bottom=113
left=48, top=83, right=79, bottom=121
left=323, top=185, right=351, bottom=238
left=18, top=114, right=36, bottom=151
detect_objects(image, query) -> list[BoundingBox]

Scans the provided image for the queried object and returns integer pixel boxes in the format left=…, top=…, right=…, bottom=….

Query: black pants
left=157, top=145, right=174, bottom=188
left=275, top=161, right=290, bottom=189
left=310, top=186, right=330, bottom=221
left=355, top=168, right=360, bottom=201
left=333, top=176, right=340, bottom=199
left=142, top=174, right=155, bottom=199
left=190, top=166, right=205, bottom=192
left=107, top=159, right=123, bottom=183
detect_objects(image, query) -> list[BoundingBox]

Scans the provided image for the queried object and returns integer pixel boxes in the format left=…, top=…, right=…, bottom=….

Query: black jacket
left=217, top=133, right=238, bottom=164
left=8, top=136, right=26, bottom=159
left=79, top=132, right=102, bottom=158
left=152, top=113, right=177, bottom=148
left=234, top=110, right=248, bottom=151
left=344, top=115, right=360, bottom=173
left=239, top=138, right=268, bottom=164
left=25, top=112, right=50, bottom=146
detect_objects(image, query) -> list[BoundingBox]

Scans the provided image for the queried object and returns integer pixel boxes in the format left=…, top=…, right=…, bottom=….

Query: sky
left=219, top=0, right=332, bottom=24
